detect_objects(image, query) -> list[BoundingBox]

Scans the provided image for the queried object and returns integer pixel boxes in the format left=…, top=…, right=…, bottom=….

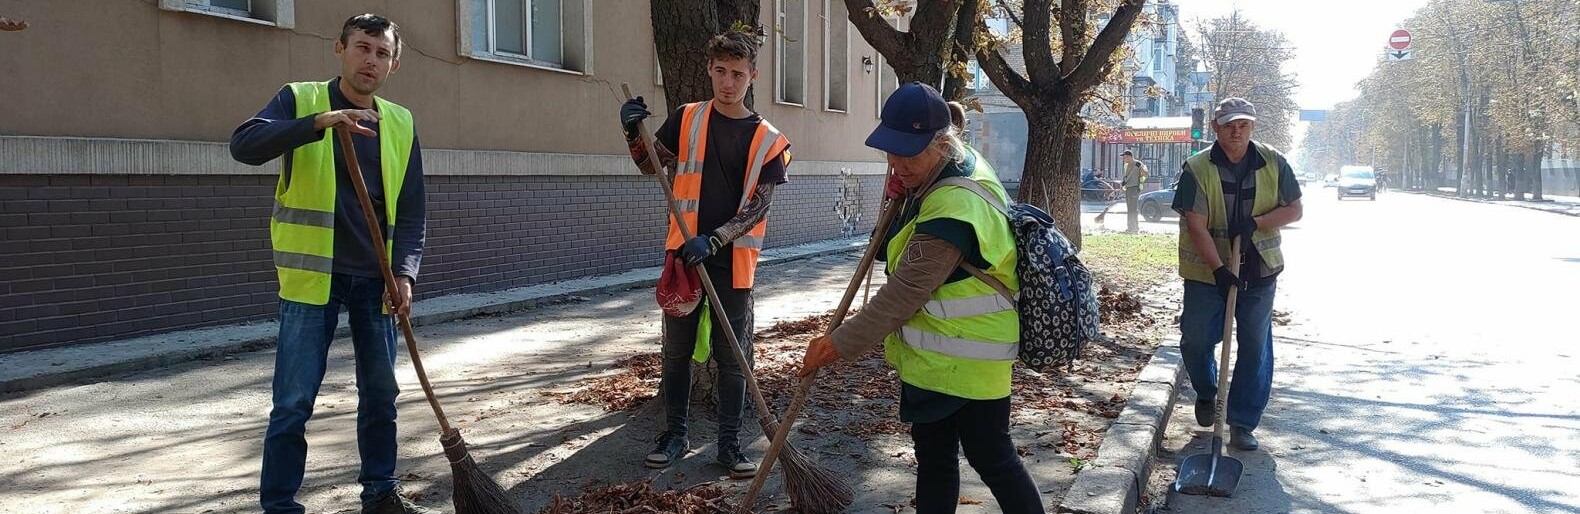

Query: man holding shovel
left=619, top=30, right=790, bottom=479
left=229, top=14, right=432, bottom=514
left=1172, top=98, right=1302, bottom=452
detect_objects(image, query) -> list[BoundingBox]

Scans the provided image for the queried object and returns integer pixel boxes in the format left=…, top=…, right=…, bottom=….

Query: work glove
left=620, top=96, right=651, bottom=140
left=1228, top=217, right=1259, bottom=240
left=884, top=172, right=907, bottom=201
left=679, top=233, right=723, bottom=267
left=799, top=334, right=840, bottom=377
left=1213, top=265, right=1246, bottom=297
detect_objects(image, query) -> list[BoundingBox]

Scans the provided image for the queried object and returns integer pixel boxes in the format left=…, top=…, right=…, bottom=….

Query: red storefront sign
left=1100, top=128, right=1193, bottom=144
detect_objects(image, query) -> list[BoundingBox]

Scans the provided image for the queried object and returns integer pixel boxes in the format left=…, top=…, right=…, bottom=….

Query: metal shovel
left=1175, top=237, right=1245, bottom=497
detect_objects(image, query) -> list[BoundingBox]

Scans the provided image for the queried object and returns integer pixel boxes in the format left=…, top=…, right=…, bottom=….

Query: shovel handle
left=1212, top=237, right=1241, bottom=446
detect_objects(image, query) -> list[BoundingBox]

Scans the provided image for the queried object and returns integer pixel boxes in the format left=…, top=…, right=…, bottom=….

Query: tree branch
left=1022, top=0, right=1056, bottom=88
left=993, top=0, right=1024, bottom=31
left=844, top=0, right=909, bottom=65
left=975, top=28, right=1036, bottom=107
left=1058, top=0, right=1083, bottom=75
left=1066, top=0, right=1145, bottom=90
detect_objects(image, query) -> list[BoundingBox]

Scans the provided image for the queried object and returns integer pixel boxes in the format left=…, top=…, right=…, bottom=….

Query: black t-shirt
left=1171, top=142, right=1302, bottom=284
left=655, top=106, right=789, bottom=267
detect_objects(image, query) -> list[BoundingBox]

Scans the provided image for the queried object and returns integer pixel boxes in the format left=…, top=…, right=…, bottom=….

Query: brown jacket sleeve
left=829, top=234, right=963, bottom=359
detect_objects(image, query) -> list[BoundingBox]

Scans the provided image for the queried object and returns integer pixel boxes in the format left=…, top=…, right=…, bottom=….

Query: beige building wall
left=0, top=0, right=888, bottom=165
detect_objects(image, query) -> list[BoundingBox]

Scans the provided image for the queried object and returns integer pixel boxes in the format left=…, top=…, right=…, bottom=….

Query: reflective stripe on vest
left=881, top=147, right=1019, bottom=400
left=666, top=101, right=790, bottom=289
left=900, top=326, right=1019, bottom=361
left=271, top=81, right=413, bottom=305
left=1177, top=143, right=1284, bottom=284
left=923, top=292, right=1016, bottom=319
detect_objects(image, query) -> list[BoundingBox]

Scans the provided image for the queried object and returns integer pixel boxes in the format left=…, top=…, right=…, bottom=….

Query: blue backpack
left=926, top=177, right=1103, bottom=372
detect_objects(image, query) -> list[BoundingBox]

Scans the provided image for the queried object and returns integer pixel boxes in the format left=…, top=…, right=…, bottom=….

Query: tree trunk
left=1531, top=141, right=1546, bottom=200
left=652, top=1, right=722, bottom=111
left=1018, top=105, right=1085, bottom=249
left=941, top=0, right=979, bottom=101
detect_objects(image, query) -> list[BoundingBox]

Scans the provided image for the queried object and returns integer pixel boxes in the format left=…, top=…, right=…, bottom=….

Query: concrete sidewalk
left=0, top=237, right=866, bottom=394
left=1403, top=187, right=1580, bottom=217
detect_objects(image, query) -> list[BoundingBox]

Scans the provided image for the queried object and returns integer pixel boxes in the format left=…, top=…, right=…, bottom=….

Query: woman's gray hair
left=932, top=125, right=966, bottom=160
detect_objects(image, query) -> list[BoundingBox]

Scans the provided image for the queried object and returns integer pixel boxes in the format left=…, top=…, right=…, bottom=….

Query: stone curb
left=1057, top=339, right=1184, bottom=514
left=0, top=238, right=865, bottom=394
left=1400, top=189, right=1580, bottom=217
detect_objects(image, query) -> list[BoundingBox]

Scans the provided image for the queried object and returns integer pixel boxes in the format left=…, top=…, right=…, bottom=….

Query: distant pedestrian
left=1121, top=150, right=1148, bottom=232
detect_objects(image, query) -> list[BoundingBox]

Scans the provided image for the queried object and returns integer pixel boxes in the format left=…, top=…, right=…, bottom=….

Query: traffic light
left=1190, top=108, right=1205, bottom=140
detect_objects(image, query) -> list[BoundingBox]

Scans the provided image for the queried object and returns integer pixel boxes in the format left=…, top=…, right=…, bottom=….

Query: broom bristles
left=442, top=429, right=522, bottom=514
left=754, top=419, right=854, bottom=514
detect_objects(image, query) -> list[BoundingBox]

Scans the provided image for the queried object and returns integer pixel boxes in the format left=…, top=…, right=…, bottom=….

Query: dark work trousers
left=910, top=396, right=1046, bottom=514
left=659, top=262, right=755, bottom=451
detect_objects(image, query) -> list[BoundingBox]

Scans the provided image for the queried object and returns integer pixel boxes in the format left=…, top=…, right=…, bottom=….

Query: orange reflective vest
left=665, top=100, right=790, bottom=289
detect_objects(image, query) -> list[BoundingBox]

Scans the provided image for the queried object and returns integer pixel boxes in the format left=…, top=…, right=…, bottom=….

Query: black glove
left=1213, top=265, right=1245, bottom=297
left=679, top=233, right=723, bottom=267
left=620, top=96, right=651, bottom=140
left=1228, top=217, right=1259, bottom=240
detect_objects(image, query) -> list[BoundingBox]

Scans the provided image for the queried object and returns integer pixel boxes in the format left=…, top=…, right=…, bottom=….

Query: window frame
left=822, top=0, right=850, bottom=113
left=159, top=0, right=294, bottom=28
left=775, top=0, right=808, bottom=107
left=461, top=0, right=593, bottom=75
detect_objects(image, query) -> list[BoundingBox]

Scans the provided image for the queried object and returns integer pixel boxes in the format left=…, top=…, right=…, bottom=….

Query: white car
left=1336, top=166, right=1377, bottom=200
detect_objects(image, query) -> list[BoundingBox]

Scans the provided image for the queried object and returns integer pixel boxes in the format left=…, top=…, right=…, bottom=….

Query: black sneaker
left=362, top=488, right=437, bottom=514
left=1194, top=399, right=1214, bottom=427
left=1230, top=426, right=1259, bottom=451
left=645, top=431, right=690, bottom=468
left=716, top=445, right=757, bottom=480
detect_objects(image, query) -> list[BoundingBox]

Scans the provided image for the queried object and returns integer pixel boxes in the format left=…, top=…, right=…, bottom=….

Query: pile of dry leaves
left=544, top=353, right=663, bottom=411
left=535, top=480, right=735, bottom=514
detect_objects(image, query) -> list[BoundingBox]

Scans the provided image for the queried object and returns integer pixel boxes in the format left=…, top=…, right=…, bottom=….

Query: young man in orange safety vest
left=618, top=30, right=791, bottom=479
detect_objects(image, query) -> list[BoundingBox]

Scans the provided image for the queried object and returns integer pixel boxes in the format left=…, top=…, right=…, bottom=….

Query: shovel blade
left=1174, top=452, right=1244, bottom=497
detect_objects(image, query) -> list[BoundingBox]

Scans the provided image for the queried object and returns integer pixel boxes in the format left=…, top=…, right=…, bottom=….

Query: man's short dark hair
left=705, top=30, right=760, bottom=69
left=1121, top=150, right=1134, bottom=156
left=339, top=14, right=402, bottom=59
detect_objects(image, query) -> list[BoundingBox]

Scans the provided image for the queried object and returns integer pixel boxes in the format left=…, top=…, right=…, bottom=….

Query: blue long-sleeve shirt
left=230, top=77, right=426, bottom=282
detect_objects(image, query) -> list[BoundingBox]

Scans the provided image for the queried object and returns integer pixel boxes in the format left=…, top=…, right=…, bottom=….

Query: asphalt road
left=1152, top=189, right=1580, bottom=513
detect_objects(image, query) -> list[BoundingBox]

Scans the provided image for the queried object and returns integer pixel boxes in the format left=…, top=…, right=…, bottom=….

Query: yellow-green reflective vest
left=1177, top=144, right=1285, bottom=284
left=271, top=81, right=414, bottom=305
left=882, top=148, right=1020, bottom=400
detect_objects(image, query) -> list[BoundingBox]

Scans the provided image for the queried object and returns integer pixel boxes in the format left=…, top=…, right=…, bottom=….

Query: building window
left=823, top=0, right=850, bottom=112
left=1152, top=46, right=1163, bottom=72
left=159, top=0, right=294, bottom=28
left=877, top=56, right=899, bottom=119
left=463, top=0, right=590, bottom=73
left=776, top=0, right=808, bottom=106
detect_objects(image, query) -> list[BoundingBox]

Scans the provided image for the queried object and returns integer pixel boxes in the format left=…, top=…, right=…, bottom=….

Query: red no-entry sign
left=1389, top=29, right=1412, bottom=50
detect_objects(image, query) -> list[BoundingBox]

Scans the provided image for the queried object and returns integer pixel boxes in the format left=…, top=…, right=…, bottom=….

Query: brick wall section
left=0, top=173, right=882, bottom=352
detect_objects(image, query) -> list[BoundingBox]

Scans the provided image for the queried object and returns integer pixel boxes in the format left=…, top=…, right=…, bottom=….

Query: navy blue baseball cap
left=866, top=82, right=951, bottom=157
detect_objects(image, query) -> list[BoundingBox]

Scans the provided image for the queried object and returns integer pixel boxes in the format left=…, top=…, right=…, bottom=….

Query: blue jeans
left=1179, top=279, right=1276, bottom=431
left=261, top=274, right=401, bottom=514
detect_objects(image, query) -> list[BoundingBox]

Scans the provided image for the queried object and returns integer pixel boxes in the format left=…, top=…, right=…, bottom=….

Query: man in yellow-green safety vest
left=801, top=83, right=1045, bottom=514
left=1172, top=97, right=1304, bottom=452
left=229, top=14, right=432, bottom=514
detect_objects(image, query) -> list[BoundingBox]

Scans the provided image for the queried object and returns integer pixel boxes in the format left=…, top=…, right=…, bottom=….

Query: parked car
left=1137, top=185, right=1177, bottom=222
left=1337, top=165, right=1377, bottom=200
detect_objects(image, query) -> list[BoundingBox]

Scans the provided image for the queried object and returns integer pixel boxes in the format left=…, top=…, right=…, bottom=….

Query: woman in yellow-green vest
left=229, top=15, right=433, bottom=514
left=801, top=83, right=1044, bottom=514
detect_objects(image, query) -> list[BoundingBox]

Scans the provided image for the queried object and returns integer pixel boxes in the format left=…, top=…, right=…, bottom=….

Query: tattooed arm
left=711, top=182, right=776, bottom=243
left=627, top=136, right=678, bottom=178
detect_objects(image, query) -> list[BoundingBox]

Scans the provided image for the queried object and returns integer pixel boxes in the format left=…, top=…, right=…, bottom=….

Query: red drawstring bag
left=656, top=251, right=702, bottom=317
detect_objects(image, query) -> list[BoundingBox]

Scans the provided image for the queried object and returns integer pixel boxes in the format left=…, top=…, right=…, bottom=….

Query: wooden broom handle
left=335, top=129, right=452, bottom=434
